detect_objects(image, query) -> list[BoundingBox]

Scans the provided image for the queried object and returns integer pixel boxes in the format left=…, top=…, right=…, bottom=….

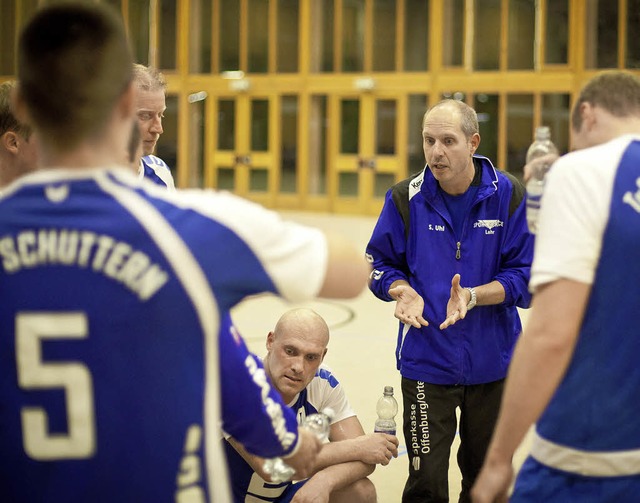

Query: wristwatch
left=465, top=287, right=477, bottom=310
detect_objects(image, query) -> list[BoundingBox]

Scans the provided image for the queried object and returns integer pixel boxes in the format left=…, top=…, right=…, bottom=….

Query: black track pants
left=401, top=377, right=505, bottom=503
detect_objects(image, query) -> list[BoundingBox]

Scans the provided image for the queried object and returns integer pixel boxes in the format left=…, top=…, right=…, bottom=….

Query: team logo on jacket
left=474, top=219, right=504, bottom=234
left=370, top=269, right=384, bottom=281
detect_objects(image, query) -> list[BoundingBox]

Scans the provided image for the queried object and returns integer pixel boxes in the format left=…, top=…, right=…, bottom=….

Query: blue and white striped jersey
left=140, top=154, right=175, bottom=189
left=0, top=167, right=328, bottom=502
left=140, top=160, right=302, bottom=463
left=531, top=135, right=640, bottom=455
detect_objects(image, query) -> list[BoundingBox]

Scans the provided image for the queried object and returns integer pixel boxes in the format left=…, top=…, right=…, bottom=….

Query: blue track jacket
left=367, top=156, right=533, bottom=385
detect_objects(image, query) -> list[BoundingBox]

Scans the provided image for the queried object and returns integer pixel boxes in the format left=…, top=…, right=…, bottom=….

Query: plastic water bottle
left=525, top=126, right=558, bottom=234
left=302, top=408, right=334, bottom=442
left=263, top=407, right=334, bottom=483
left=374, top=386, right=398, bottom=435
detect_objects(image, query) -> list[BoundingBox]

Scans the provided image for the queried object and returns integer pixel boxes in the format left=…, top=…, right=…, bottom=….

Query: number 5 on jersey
left=16, top=312, right=96, bottom=460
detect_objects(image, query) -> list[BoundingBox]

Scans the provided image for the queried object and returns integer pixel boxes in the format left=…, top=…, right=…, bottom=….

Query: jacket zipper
left=456, top=241, right=461, bottom=260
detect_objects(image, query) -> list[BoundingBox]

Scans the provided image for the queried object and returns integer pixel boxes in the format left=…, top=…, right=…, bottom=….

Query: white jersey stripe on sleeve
left=115, top=179, right=328, bottom=303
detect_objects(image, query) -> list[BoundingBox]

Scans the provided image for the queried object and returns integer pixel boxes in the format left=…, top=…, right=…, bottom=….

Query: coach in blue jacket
left=366, top=99, right=534, bottom=503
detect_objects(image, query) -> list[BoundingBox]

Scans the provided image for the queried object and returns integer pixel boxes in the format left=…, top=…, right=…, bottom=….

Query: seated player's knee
left=330, top=477, right=377, bottom=503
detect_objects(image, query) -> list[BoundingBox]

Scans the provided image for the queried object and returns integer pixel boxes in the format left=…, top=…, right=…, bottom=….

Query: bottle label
left=374, top=428, right=396, bottom=435
left=374, top=425, right=396, bottom=435
left=526, top=189, right=543, bottom=234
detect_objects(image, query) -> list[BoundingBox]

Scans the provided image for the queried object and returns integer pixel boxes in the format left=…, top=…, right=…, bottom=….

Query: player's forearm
left=318, top=233, right=370, bottom=299
left=486, top=333, right=570, bottom=462
left=472, top=279, right=505, bottom=306
left=486, top=281, right=587, bottom=462
left=311, top=437, right=366, bottom=470
left=226, top=437, right=271, bottom=480
left=388, top=279, right=411, bottom=299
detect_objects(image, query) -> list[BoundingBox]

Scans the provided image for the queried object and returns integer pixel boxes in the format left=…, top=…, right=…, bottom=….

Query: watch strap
left=465, top=287, right=477, bottom=310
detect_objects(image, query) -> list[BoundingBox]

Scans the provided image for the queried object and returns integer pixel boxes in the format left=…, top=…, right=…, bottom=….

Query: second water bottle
left=374, top=385, right=398, bottom=435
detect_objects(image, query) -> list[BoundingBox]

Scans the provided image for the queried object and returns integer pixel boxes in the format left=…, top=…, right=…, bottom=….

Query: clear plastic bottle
left=262, top=407, right=334, bottom=483
left=374, top=386, right=398, bottom=435
left=525, top=126, right=559, bottom=234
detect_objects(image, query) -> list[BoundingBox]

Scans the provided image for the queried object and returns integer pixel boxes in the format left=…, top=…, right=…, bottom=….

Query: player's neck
left=39, top=139, right=124, bottom=170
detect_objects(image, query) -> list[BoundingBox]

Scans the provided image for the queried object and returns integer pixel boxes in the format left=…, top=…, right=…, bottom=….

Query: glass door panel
left=158, top=0, right=177, bottom=70
left=376, top=99, right=397, bottom=155
left=250, top=99, right=269, bottom=151
left=506, top=94, right=534, bottom=179
left=280, top=95, right=299, bottom=193
left=189, top=0, right=213, bottom=73
left=211, top=95, right=244, bottom=193
left=474, top=0, right=501, bottom=70
left=310, top=0, right=335, bottom=73
left=373, top=99, right=400, bottom=200
left=408, top=94, right=428, bottom=175
left=247, top=97, right=276, bottom=203
left=308, top=95, right=329, bottom=196
left=585, top=0, right=618, bottom=68
left=219, top=0, right=240, bottom=71
left=545, top=0, right=569, bottom=65
left=508, top=0, right=535, bottom=70
left=404, top=0, right=429, bottom=71
left=541, top=93, right=570, bottom=155
left=128, top=0, right=151, bottom=65
left=248, top=0, right=269, bottom=73
left=373, top=0, right=396, bottom=72
left=333, top=97, right=361, bottom=207
left=331, top=94, right=406, bottom=214
left=342, top=0, right=365, bottom=72
left=627, top=0, right=640, bottom=68
left=277, top=0, right=299, bottom=73
left=186, top=95, right=205, bottom=188
left=442, top=0, right=464, bottom=67
left=217, top=99, right=236, bottom=151
left=474, top=93, right=499, bottom=163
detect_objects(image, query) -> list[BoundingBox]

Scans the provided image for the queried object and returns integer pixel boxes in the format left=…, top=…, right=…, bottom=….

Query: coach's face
left=264, top=327, right=328, bottom=405
left=422, top=103, right=479, bottom=195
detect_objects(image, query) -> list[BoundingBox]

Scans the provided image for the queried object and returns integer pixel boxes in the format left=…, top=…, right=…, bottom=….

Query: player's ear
left=321, top=348, right=328, bottom=361
left=470, top=133, right=480, bottom=155
left=266, top=331, right=275, bottom=351
left=1, top=131, right=19, bottom=154
left=580, top=102, right=597, bottom=132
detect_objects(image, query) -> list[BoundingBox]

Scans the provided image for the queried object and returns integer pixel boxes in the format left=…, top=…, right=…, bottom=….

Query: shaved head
left=265, top=308, right=330, bottom=403
left=273, top=308, right=330, bottom=345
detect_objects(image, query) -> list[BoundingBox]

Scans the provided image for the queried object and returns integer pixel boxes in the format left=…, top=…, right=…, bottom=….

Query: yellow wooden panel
left=334, top=155, right=360, bottom=173
left=16, top=0, right=628, bottom=215
left=374, top=157, right=402, bottom=174
left=211, top=152, right=237, bottom=164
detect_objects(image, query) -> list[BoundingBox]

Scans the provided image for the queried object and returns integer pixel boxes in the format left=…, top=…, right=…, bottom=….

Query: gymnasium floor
left=231, top=210, right=533, bottom=503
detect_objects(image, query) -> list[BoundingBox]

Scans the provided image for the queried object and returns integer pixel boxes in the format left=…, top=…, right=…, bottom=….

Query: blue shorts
left=277, top=480, right=307, bottom=502
left=511, top=456, right=640, bottom=502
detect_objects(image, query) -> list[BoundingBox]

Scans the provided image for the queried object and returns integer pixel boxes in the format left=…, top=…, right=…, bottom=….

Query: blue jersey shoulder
left=141, top=155, right=175, bottom=189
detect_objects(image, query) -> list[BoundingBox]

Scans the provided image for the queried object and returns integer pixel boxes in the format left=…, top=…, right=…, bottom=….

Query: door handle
left=357, top=157, right=376, bottom=169
left=234, top=154, right=252, bottom=166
